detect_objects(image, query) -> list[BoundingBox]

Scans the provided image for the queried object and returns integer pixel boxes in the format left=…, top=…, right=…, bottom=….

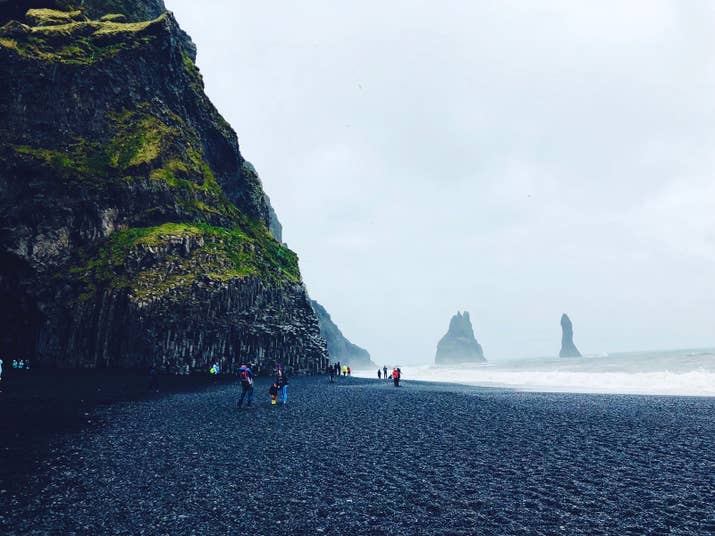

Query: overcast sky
left=167, top=0, right=715, bottom=363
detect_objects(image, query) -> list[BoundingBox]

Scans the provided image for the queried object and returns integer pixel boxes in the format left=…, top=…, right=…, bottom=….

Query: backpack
left=240, top=368, right=253, bottom=386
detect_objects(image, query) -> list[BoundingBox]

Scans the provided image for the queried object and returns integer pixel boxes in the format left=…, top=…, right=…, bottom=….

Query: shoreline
left=352, top=364, right=715, bottom=397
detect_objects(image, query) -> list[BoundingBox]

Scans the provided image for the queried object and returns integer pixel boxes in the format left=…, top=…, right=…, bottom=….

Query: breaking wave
left=358, top=349, right=715, bottom=396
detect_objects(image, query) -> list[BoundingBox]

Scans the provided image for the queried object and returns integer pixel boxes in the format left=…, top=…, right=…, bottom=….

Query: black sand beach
left=1, top=375, right=713, bottom=535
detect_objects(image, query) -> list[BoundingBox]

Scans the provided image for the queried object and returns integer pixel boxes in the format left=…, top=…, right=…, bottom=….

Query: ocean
left=359, top=348, right=715, bottom=396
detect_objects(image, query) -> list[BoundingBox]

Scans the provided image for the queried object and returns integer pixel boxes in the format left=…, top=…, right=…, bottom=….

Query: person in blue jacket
left=276, top=367, right=288, bottom=404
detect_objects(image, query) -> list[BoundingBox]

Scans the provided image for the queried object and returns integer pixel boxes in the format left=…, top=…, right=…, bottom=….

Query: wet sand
left=1, top=375, right=713, bottom=535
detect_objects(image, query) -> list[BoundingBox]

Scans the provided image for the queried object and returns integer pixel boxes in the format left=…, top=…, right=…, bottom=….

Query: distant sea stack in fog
left=435, top=311, right=486, bottom=364
left=559, top=314, right=582, bottom=357
left=310, top=300, right=373, bottom=368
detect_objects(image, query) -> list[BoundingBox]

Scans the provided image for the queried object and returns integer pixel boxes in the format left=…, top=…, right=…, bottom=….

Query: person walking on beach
left=276, top=367, right=288, bottom=404
left=237, top=363, right=254, bottom=409
left=383, top=366, right=388, bottom=380
left=392, top=367, right=401, bottom=387
left=328, top=365, right=335, bottom=383
left=377, top=369, right=381, bottom=380
left=347, top=366, right=351, bottom=376
left=269, top=382, right=279, bottom=405
left=342, top=364, right=348, bottom=377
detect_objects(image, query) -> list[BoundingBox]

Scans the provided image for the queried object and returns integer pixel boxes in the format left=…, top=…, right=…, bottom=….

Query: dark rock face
left=0, top=4, right=328, bottom=373
left=310, top=300, right=373, bottom=368
left=265, top=195, right=283, bottom=243
left=241, top=160, right=283, bottom=243
left=559, top=313, right=582, bottom=358
left=435, top=311, right=486, bottom=364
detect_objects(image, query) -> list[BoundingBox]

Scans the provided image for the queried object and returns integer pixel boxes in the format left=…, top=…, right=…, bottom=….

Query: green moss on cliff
left=0, top=13, right=166, bottom=64
left=182, top=49, right=204, bottom=92
left=57, top=0, right=165, bottom=23
left=10, top=102, right=236, bottom=221
left=71, top=222, right=300, bottom=303
left=107, top=108, right=172, bottom=168
left=25, top=9, right=85, bottom=26
left=99, top=14, right=128, bottom=23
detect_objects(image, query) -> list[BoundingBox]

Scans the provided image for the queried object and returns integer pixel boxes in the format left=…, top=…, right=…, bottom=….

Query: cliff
left=435, top=311, right=486, bottom=364
left=0, top=2, right=329, bottom=373
left=559, top=313, right=582, bottom=358
left=310, top=300, right=373, bottom=368
left=1, top=1, right=167, bottom=25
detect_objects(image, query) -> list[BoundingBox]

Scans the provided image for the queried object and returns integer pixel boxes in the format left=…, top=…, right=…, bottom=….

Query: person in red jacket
left=392, top=367, right=401, bottom=387
left=237, top=363, right=254, bottom=408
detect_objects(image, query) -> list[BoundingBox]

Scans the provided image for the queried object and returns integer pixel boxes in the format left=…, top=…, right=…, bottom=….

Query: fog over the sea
left=167, top=0, right=715, bottom=364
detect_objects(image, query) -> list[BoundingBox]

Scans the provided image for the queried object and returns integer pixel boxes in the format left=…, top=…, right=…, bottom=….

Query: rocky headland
left=559, top=313, right=582, bottom=358
left=435, top=311, right=486, bottom=364
left=0, top=0, right=328, bottom=374
left=310, top=300, right=373, bottom=368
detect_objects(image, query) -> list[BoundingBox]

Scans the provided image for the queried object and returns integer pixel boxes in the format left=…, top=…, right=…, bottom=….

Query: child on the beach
left=269, top=382, right=279, bottom=405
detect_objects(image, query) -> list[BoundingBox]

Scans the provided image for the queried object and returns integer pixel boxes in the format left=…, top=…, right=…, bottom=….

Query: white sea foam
left=356, top=350, right=715, bottom=396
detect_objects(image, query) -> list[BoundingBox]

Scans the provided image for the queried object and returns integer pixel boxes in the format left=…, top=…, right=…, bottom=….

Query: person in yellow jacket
left=341, top=364, right=348, bottom=376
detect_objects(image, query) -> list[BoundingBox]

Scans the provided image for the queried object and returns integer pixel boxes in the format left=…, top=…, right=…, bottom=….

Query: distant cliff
left=310, top=300, right=373, bottom=368
left=559, top=314, right=582, bottom=358
left=435, top=311, right=486, bottom=364
left=0, top=1, right=328, bottom=373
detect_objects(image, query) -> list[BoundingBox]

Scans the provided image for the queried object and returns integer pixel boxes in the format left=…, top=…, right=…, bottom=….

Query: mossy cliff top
left=0, top=1, right=167, bottom=26
left=0, top=11, right=173, bottom=64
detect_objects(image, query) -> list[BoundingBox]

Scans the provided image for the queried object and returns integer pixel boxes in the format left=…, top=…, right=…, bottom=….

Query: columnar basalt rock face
left=0, top=3, right=328, bottom=373
left=435, top=311, right=486, bottom=364
left=559, top=313, right=582, bottom=358
left=310, top=300, right=373, bottom=368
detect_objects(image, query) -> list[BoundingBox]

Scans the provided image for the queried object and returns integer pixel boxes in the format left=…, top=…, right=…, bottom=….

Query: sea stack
left=559, top=314, right=582, bottom=357
left=435, top=311, right=486, bottom=364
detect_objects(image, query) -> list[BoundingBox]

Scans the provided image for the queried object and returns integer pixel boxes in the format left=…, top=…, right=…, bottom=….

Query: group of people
left=5, top=359, right=30, bottom=371
left=327, top=362, right=351, bottom=382
left=236, top=363, right=288, bottom=409
left=0, top=358, right=31, bottom=385
left=377, top=366, right=402, bottom=387
left=235, top=359, right=403, bottom=409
